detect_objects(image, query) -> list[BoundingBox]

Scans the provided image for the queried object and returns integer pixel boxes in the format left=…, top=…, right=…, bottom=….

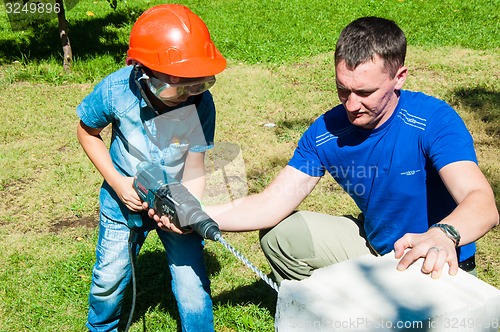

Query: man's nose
left=345, top=93, right=361, bottom=111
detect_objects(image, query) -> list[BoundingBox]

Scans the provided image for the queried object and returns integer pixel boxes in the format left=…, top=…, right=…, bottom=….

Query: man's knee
left=257, top=212, right=319, bottom=281
left=259, top=212, right=313, bottom=256
left=259, top=227, right=278, bottom=260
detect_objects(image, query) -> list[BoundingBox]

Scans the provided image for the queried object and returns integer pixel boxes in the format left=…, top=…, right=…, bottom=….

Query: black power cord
left=125, top=228, right=139, bottom=332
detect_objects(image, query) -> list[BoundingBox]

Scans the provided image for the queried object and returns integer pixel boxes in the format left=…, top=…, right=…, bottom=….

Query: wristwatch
left=429, top=223, right=461, bottom=247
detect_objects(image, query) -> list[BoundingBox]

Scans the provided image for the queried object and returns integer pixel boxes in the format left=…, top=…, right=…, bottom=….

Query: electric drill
left=131, top=162, right=280, bottom=292
left=132, top=161, right=222, bottom=241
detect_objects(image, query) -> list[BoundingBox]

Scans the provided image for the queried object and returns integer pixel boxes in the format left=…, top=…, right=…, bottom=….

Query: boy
left=77, top=4, right=226, bottom=331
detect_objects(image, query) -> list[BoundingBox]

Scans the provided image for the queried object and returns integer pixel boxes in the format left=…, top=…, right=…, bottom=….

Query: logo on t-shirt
left=400, top=169, right=421, bottom=176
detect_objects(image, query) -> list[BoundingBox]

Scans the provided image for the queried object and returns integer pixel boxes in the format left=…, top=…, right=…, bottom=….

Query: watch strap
left=429, top=223, right=461, bottom=247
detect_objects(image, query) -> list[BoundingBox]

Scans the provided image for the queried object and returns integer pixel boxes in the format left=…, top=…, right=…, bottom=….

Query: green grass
left=0, top=0, right=499, bottom=331
left=0, top=0, right=499, bottom=82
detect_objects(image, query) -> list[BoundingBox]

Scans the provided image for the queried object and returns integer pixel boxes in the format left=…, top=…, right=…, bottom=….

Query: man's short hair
left=335, top=17, right=406, bottom=78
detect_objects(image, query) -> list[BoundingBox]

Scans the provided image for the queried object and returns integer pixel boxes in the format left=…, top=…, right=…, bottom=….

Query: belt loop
left=458, top=255, right=476, bottom=272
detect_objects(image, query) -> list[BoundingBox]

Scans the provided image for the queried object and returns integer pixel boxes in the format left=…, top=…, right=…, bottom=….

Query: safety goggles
left=139, top=70, right=216, bottom=102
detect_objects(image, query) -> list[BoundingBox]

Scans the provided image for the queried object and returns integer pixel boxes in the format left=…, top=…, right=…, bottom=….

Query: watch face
left=445, top=225, right=460, bottom=238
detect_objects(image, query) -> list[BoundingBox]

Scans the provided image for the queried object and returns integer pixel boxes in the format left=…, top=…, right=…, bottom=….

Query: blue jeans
left=87, top=213, right=214, bottom=332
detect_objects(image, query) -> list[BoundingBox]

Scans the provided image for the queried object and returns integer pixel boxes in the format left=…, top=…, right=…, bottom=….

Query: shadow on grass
left=275, top=118, right=314, bottom=143
left=450, top=86, right=500, bottom=208
left=119, top=248, right=276, bottom=331
left=246, top=155, right=289, bottom=194
left=451, top=86, right=500, bottom=138
left=212, top=278, right=278, bottom=315
left=0, top=6, right=142, bottom=63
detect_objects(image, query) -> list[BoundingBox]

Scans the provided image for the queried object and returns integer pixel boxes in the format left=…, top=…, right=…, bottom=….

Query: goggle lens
left=147, top=76, right=216, bottom=102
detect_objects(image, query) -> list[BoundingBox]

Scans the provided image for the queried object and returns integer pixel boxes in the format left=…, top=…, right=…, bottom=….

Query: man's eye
left=337, top=88, right=350, bottom=96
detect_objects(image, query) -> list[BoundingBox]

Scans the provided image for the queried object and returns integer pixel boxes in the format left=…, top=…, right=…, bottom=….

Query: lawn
left=0, top=0, right=498, bottom=331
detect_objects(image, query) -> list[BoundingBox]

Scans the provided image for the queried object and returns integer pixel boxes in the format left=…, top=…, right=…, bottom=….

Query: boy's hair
left=335, top=17, right=406, bottom=78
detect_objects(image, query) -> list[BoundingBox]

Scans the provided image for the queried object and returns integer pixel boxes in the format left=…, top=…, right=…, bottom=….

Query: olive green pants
left=259, top=211, right=375, bottom=283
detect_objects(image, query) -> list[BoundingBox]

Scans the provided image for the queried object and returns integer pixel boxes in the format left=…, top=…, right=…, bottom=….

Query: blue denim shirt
left=77, top=66, right=216, bottom=224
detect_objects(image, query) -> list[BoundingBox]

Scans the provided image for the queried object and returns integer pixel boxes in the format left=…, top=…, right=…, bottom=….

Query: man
left=197, top=16, right=498, bottom=282
left=77, top=4, right=225, bottom=331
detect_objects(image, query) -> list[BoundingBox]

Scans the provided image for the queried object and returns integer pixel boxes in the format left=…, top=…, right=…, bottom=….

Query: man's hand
left=146, top=206, right=191, bottom=234
left=394, top=228, right=459, bottom=279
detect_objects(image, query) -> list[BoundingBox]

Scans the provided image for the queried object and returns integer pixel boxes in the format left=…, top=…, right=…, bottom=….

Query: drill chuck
left=190, top=216, right=222, bottom=241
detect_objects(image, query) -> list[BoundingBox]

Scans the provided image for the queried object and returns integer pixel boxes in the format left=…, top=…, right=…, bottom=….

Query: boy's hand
left=114, top=176, right=144, bottom=212
left=114, top=175, right=190, bottom=234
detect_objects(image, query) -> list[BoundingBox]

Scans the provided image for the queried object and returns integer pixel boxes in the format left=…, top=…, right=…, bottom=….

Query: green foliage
left=0, top=0, right=499, bottom=82
left=107, top=0, right=118, bottom=10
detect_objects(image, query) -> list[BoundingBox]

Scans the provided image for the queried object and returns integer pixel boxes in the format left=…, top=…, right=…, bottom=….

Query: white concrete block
left=276, top=253, right=500, bottom=331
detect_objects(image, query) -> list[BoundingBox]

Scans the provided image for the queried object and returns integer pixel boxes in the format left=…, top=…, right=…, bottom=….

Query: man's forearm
left=439, top=188, right=499, bottom=246
left=205, top=165, right=320, bottom=232
left=205, top=194, right=282, bottom=231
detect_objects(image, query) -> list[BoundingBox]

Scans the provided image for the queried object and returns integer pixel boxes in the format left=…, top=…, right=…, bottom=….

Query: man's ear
left=395, top=66, right=408, bottom=90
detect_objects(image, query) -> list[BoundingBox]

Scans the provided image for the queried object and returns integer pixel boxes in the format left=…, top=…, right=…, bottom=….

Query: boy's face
left=335, top=56, right=407, bottom=130
left=148, top=70, right=216, bottom=107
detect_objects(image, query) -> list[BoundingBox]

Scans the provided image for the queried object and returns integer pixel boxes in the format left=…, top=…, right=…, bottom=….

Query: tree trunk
left=56, top=0, right=72, bottom=71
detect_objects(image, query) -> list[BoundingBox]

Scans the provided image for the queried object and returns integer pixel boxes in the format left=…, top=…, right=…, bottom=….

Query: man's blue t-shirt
left=77, top=66, right=216, bottom=224
left=288, top=90, right=476, bottom=262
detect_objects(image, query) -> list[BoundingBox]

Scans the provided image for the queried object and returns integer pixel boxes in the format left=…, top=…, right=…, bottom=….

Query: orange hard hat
left=127, top=4, right=226, bottom=78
